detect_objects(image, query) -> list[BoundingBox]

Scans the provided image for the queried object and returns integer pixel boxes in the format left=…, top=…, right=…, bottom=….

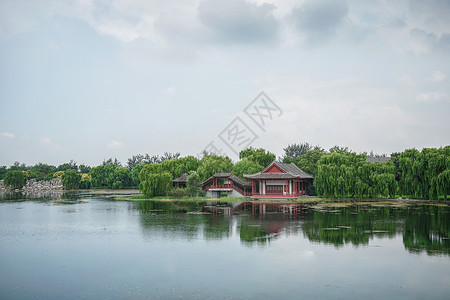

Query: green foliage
left=131, top=163, right=145, bottom=187
left=239, top=147, right=275, bottom=168
left=282, top=142, right=322, bottom=161
left=0, top=166, right=7, bottom=180
left=62, top=169, right=81, bottom=190
left=160, top=156, right=200, bottom=179
left=79, top=173, right=91, bottom=189
left=139, top=164, right=173, bottom=197
left=57, top=160, right=78, bottom=172
left=127, top=152, right=180, bottom=169
left=113, top=167, right=132, bottom=189
left=90, top=164, right=132, bottom=189
left=232, top=158, right=264, bottom=178
left=197, top=155, right=233, bottom=181
left=329, top=145, right=352, bottom=155
left=314, top=153, right=398, bottom=199
left=78, top=164, right=91, bottom=173
left=186, top=171, right=203, bottom=197
left=4, top=170, right=27, bottom=189
left=287, top=149, right=327, bottom=177
left=102, top=158, right=122, bottom=166
left=9, top=162, right=28, bottom=171
left=167, top=187, right=190, bottom=197
left=53, top=171, right=64, bottom=179
left=398, top=146, right=450, bottom=200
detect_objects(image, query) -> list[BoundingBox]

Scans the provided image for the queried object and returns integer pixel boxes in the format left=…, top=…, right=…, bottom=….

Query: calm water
left=1, top=193, right=450, bottom=299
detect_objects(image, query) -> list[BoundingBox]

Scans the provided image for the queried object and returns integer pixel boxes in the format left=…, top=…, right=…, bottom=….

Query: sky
left=0, top=0, right=449, bottom=167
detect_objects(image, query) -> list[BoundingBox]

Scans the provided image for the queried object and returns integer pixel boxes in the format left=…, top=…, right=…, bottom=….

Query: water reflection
left=135, top=201, right=450, bottom=255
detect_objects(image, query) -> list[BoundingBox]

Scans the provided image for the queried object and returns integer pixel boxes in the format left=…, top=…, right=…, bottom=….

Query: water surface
left=1, top=193, right=449, bottom=299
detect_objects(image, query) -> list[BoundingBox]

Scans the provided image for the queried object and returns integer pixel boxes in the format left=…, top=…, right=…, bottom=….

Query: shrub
left=4, top=170, right=27, bottom=189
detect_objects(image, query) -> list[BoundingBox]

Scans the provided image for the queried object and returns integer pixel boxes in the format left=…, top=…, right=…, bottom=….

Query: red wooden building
left=244, top=161, right=313, bottom=197
left=202, top=172, right=252, bottom=197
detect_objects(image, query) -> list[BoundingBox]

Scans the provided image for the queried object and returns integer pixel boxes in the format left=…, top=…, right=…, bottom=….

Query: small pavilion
left=244, top=161, right=313, bottom=197
left=173, top=173, right=188, bottom=188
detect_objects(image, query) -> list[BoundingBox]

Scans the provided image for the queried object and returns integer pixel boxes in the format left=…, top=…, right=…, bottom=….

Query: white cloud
left=107, top=140, right=124, bottom=149
left=430, top=71, right=446, bottom=82
left=40, top=137, right=52, bottom=144
left=39, top=137, right=62, bottom=150
left=166, top=86, right=176, bottom=95
left=416, top=92, right=449, bottom=103
left=1, top=132, right=15, bottom=138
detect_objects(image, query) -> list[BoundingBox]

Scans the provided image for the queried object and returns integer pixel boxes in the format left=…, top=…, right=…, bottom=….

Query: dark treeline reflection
left=135, top=201, right=450, bottom=255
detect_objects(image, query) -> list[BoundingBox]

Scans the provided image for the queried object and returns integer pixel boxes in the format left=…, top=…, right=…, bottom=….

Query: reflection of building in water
left=201, top=201, right=305, bottom=218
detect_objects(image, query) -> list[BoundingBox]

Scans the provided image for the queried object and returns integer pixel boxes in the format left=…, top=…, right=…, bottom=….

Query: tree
left=102, top=158, right=122, bottom=167
left=239, top=147, right=275, bottom=168
left=4, top=170, right=27, bottom=189
left=329, top=146, right=352, bottom=155
left=139, top=164, right=173, bottom=197
left=232, top=158, right=264, bottom=178
left=186, top=171, right=203, bottom=197
left=79, top=173, right=91, bottom=189
left=131, top=163, right=145, bottom=187
left=160, top=156, right=200, bottom=179
left=282, top=143, right=322, bottom=161
left=62, top=169, right=81, bottom=190
left=0, top=166, right=7, bottom=180
left=290, top=149, right=327, bottom=177
left=57, top=160, right=78, bottom=171
left=197, top=155, right=233, bottom=181
left=112, top=167, right=132, bottom=189
left=78, top=164, right=91, bottom=173
left=9, top=162, right=28, bottom=171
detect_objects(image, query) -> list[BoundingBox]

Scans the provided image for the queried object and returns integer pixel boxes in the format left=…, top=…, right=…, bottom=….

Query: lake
left=1, top=192, right=449, bottom=299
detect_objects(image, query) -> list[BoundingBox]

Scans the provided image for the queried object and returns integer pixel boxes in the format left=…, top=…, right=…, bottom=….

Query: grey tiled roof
left=173, top=173, right=189, bottom=182
left=366, top=157, right=391, bottom=164
left=202, top=172, right=251, bottom=187
left=243, top=161, right=313, bottom=180
left=228, top=174, right=252, bottom=187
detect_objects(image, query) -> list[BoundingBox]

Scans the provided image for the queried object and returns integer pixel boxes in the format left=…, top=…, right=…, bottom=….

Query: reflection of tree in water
left=135, top=201, right=450, bottom=255
left=0, top=190, right=81, bottom=203
left=302, top=206, right=402, bottom=247
left=203, top=216, right=232, bottom=240
left=302, top=204, right=450, bottom=256
left=403, top=205, right=450, bottom=256
left=137, top=201, right=207, bottom=240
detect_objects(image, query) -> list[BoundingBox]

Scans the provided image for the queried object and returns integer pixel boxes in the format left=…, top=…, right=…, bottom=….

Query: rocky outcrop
left=23, top=178, right=64, bottom=192
left=0, top=178, right=64, bottom=192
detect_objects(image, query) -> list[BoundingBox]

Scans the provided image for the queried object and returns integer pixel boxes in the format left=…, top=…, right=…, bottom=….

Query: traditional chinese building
left=244, top=161, right=313, bottom=197
left=173, top=173, right=188, bottom=188
left=202, top=172, right=252, bottom=198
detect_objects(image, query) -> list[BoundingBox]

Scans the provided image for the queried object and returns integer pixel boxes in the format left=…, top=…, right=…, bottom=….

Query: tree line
left=1, top=143, right=449, bottom=200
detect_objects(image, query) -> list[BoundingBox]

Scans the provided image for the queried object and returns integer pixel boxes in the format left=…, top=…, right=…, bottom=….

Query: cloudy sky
left=1, top=0, right=449, bottom=166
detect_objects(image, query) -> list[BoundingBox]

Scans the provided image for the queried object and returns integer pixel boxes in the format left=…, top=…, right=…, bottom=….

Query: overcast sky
left=1, top=0, right=449, bottom=167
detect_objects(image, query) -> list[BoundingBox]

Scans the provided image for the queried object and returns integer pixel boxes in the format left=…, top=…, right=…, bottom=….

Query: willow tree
left=139, top=163, right=172, bottom=197
left=197, top=154, right=233, bottom=181
left=315, top=152, right=397, bottom=199
left=398, top=146, right=449, bottom=200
